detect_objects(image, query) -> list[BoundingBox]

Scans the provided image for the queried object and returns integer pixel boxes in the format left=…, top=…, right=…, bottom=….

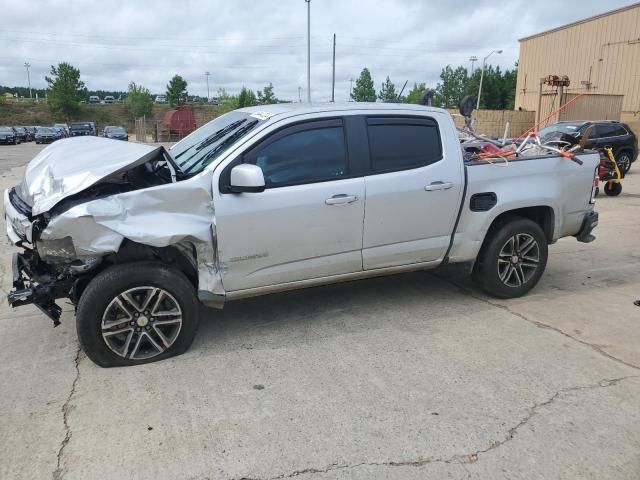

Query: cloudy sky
left=0, top=0, right=634, bottom=102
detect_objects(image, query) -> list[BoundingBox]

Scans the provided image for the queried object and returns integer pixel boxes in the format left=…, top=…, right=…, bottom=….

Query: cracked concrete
left=52, top=347, right=82, bottom=480
left=1, top=143, right=640, bottom=480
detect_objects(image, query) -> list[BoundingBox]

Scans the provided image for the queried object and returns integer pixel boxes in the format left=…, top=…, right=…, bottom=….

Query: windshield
left=539, top=123, right=585, bottom=137
left=170, top=111, right=264, bottom=175
left=0, top=127, right=12, bottom=133
left=71, top=123, right=91, bottom=130
left=108, top=127, right=126, bottom=134
left=37, top=127, right=52, bottom=133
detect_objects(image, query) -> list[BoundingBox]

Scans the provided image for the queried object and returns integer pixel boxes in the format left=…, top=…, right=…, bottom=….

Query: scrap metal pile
left=457, top=94, right=588, bottom=165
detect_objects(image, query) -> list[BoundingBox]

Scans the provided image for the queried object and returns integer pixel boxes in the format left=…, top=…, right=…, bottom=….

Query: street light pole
left=205, top=71, right=210, bottom=102
left=476, top=49, right=502, bottom=110
left=305, top=0, right=311, bottom=103
left=24, top=62, right=32, bottom=99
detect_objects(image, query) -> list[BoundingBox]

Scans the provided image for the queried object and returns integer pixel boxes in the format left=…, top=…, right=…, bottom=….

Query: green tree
left=216, top=87, right=239, bottom=113
left=378, top=76, right=398, bottom=102
left=124, top=82, right=153, bottom=119
left=45, top=62, right=86, bottom=120
left=403, top=83, right=427, bottom=104
left=166, top=74, right=188, bottom=107
left=238, top=86, right=256, bottom=108
left=433, top=65, right=468, bottom=108
left=257, top=83, right=278, bottom=104
left=351, top=68, right=376, bottom=102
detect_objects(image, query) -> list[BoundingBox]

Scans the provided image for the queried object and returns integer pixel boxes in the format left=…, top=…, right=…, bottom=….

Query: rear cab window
left=365, top=116, right=442, bottom=173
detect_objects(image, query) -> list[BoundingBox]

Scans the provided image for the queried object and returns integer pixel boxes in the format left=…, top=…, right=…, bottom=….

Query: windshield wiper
left=173, top=120, right=247, bottom=162
left=183, top=120, right=258, bottom=174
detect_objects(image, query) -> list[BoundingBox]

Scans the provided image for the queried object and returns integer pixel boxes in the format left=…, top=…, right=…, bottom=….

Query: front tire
left=76, top=262, right=200, bottom=367
left=472, top=217, right=548, bottom=298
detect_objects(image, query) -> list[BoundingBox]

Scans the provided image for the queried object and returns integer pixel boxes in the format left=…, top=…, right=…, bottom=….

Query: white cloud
left=0, top=0, right=632, bottom=102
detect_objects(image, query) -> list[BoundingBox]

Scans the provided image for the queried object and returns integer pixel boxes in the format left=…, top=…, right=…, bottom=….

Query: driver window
left=245, top=123, right=347, bottom=187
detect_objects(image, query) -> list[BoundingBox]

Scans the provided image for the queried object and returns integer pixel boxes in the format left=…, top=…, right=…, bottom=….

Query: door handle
left=425, top=181, right=454, bottom=191
left=325, top=194, right=358, bottom=205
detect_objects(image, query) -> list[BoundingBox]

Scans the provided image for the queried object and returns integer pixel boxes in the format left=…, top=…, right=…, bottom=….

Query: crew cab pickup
left=4, top=103, right=599, bottom=367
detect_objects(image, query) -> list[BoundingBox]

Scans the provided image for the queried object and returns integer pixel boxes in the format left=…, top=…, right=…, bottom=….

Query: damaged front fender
left=39, top=172, right=226, bottom=302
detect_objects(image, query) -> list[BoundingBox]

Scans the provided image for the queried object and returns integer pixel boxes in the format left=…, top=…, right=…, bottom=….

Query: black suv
left=540, top=121, right=638, bottom=174
left=69, top=122, right=94, bottom=137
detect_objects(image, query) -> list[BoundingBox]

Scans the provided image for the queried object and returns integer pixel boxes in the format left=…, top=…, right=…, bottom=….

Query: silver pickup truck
left=4, top=103, right=599, bottom=367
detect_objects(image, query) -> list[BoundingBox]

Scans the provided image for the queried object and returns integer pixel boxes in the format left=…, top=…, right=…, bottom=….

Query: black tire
left=76, top=262, right=199, bottom=367
left=604, top=181, right=622, bottom=196
left=615, top=151, right=632, bottom=176
left=472, top=216, right=548, bottom=298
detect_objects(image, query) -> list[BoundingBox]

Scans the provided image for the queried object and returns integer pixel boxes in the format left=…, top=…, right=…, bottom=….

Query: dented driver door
left=213, top=119, right=365, bottom=292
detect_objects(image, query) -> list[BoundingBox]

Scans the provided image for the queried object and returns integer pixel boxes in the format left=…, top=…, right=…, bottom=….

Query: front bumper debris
left=575, top=210, right=598, bottom=243
left=7, top=252, right=70, bottom=327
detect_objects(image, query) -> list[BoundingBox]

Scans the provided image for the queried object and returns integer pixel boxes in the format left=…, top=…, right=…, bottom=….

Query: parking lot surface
left=1, top=143, right=639, bottom=480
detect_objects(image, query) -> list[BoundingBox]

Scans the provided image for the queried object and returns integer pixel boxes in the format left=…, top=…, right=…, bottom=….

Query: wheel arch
left=481, top=205, right=554, bottom=252
left=72, top=240, right=198, bottom=303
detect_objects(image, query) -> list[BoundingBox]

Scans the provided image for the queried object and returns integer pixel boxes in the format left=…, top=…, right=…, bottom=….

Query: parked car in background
left=12, top=127, right=28, bottom=143
left=104, top=96, right=115, bottom=104
left=540, top=120, right=638, bottom=175
left=51, top=127, right=66, bottom=140
left=24, top=127, right=37, bottom=141
left=35, top=127, right=57, bottom=144
left=0, top=126, right=19, bottom=144
left=155, top=95, right=167, bottom=104
left=103, top=125, right=128, bottom=141
left=69, top=122, right=94, bottom=137
left=53, top=123, right=69, bottom=136
left=89, top=96, right=100, bottom=103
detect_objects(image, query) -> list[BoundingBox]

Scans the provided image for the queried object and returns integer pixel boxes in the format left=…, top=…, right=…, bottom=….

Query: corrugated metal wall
left=559, top=94, right=623, bottom=121
left=516, top=4, right=640, bottom=114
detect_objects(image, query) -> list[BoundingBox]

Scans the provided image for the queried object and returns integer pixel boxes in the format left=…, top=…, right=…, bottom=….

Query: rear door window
left=366, top=117, right=442, bottom=173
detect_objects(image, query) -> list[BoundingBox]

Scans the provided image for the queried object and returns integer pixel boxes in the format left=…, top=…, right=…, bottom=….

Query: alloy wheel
left=497, top=233, right=540, bottom=287
left=101, top=287, right=183, bottom=360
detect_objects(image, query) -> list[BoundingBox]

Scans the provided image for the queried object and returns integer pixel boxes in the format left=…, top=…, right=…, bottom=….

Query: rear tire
left=76, top=262, right=200, bottom=367
left=472, top=217, right=548, bottom=298
left=604, top=181, right=622, bottom=196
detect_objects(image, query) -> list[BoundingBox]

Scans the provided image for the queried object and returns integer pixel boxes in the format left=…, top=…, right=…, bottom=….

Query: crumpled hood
left=17, top=137, right=163, bottom=216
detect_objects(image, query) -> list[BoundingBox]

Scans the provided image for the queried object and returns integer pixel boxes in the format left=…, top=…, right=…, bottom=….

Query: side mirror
left=229, top=164, right=265, bottom=193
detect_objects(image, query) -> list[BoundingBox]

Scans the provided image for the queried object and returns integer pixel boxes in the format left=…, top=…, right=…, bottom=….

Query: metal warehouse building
left=515, top=3, right=640, bottom=134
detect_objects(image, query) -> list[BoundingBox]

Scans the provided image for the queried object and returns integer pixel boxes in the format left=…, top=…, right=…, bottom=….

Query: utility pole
left=469, top=56, right=478, bottom=75
left=24, top=62, right=32, bottom=99
left=349, top=78, right=353, bottom=101
left=205, top=71, right=211, bottom=102
left=305, top=0, right=311, bottom=103
left=298, top=86, right=302, bottom=102
left=331, top=33, right=336, bottom=102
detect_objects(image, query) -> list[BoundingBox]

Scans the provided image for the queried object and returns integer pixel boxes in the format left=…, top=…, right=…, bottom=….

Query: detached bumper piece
left=575, top=210, right=599, bottom=243
left=8, top=252, right=71, bottom=327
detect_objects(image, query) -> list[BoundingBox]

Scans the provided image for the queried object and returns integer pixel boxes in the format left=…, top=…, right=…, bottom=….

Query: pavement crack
left=233, top=376, right=638, bottom=480
left=435, top=274, right=640, bottom=371
left=469, top=375, right=638, bottom=460
left=52, top=345, right=82, bottom=480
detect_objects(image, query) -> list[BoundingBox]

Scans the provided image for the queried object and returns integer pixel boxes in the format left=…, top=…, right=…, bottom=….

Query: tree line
left=2, top=60, right=518, bottom=122
left=350, top=64, right=517, bottom=109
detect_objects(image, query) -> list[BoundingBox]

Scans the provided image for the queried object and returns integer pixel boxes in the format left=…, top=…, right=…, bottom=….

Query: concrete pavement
left=0, top=143, right=638, bottom=480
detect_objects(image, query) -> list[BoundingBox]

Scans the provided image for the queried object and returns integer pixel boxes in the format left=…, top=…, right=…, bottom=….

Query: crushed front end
left=5, top=187, right=83, bottom=326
